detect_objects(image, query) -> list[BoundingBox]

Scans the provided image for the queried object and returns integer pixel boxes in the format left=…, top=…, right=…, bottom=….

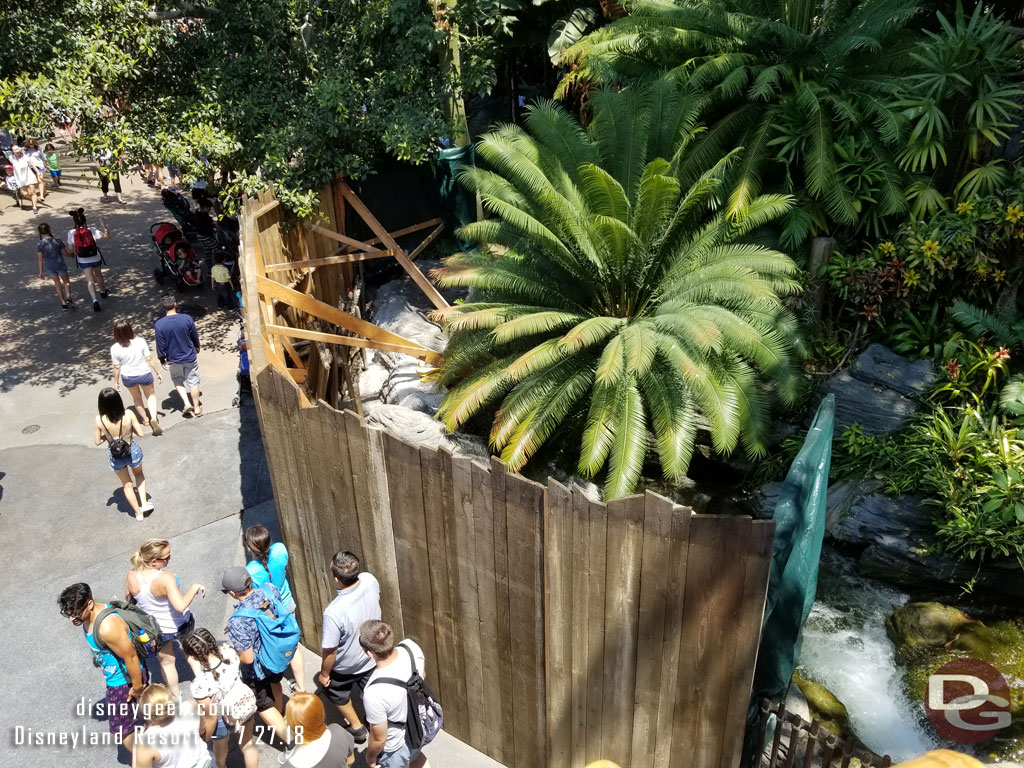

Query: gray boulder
left=831, top=491, right=931, bottom=549
left=859, top=543, right=1024, bottom=599
left=818, top=371, right=919, bottom=436
left=363, top=403, right=489, bottom=461
left=381, top=358, right=443, bottom=415
left=850, top=343, right=936, bottom=397
left=370, top=278, right=446, bottom=353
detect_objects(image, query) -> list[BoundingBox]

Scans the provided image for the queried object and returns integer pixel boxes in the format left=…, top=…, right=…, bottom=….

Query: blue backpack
left=232, top=589, right=300, bottom=677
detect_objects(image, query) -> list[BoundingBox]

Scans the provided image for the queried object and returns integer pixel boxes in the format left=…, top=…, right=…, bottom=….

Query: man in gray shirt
left=318, top=550, right=381, bottom=744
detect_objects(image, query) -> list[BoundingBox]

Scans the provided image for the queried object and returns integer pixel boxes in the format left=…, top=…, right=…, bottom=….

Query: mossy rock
left=792, top=672, right=854, bottom=742
left=894, top=605, right=1024, bottom=760
left=885, top=602, right=979, bottom=664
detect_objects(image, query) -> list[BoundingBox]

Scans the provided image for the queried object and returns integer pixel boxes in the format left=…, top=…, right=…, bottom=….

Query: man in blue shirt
left=154, top=296, right=202, bottom=416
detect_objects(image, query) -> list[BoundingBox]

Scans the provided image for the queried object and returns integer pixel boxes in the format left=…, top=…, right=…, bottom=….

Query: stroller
left=151, top=222, right=204, bottom=288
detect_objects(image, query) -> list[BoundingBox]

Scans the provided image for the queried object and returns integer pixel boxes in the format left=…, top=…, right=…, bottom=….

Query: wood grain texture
left=490, top=458, right=517, bottom=759
left=544, top=479, right=573, bottom=768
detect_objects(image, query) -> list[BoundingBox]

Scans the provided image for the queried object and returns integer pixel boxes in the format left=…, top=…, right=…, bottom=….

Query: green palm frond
left=438, top=80, right=802, bottom=498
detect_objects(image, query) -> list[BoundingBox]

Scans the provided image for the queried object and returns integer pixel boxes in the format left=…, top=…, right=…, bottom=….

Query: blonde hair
left=139, top=684, right=176, bottom=727
left=284, top=693, right=327, bottom=743
left=131, top=539, right=170, bottom=570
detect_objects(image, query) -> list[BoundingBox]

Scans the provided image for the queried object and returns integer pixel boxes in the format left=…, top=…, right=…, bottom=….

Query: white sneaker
left=140, top=500, right=154, bottom=513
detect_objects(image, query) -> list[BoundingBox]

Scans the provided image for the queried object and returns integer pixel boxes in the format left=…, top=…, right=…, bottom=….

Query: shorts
left=378, top=742, right=421, bottom=768
left=121, top=373, right=154, bottom=388
left=109, top=440, right=143, bottom=471
left=245, top=671, right=284, bottom=711
left=158, top=614, right=195, bottom=645
left=43, top=259, right=68, bottom=277
left=50, top=170, right=62, bottom=180
left=78, top=258, right=102, bottom=271
left=323, top=668, right=371, bottom=706
left=103, top=682, right=143, bottom=739
left=211, top=716, right=231, bottom=740
left=169, top=361, right=201, bottom=388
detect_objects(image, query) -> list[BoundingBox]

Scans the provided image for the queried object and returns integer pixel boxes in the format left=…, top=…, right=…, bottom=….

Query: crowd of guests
left=59, top=531, right=433, bottom=768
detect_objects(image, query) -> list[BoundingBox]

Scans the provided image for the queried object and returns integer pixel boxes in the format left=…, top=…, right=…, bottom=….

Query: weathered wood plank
left=719, top=520, right=776, bottom=768
left=653, top=505, right=694, bottom=768
left=264, top=249, right=396, bottom=272
left=629, top=492, right=675, bottom=766
left=569, top=489, right=591, bottom=768
left=600, top=495, right=645, bottom=765
left=675, top=515, right=752, bottom=768
left=408, top=222, right=445, bottom=261
left=544, top=479, right=573, bottom=768
left=343, top=412, right=403, bottom=637
left=381, top=433, right=438, bottom=683
left=451, top=455, right=486, bottom=747
left=490, top=458, right=516, bottom=759
left=472, top=461, right=505, bottom=762
left=505, top=472, right=547, bottom=768
left=264, top=323, right=438, bottom=362
left=418, top=446, right=465, bottom=741
left=584, top=495, right=608, bottom=764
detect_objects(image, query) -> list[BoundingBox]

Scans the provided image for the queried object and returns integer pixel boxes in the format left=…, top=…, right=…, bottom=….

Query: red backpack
left=73, top=225, right=100, bottom=261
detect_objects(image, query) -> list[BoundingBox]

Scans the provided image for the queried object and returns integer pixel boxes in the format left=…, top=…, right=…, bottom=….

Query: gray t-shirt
left=38, top=237, right=66, bottom=271
left=363, top=640, right=426, bottom=754
left=320, top=572, right=381, bottom=676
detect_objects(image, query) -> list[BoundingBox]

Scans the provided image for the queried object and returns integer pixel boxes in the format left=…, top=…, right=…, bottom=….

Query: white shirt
left=363, top=640, right=426, bottom=753
left=139, top=701, right=209, bottom=768
left=111, top=337, right=153, bottom=378
left=11, top=155, right=36, bottom=187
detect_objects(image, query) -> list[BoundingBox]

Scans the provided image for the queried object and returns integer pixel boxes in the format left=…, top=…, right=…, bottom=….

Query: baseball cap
left=221, top=566, right=251, bottom=594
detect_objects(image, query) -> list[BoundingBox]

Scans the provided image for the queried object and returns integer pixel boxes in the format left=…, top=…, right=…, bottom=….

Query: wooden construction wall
left=249, top=364, right=775, bottom=768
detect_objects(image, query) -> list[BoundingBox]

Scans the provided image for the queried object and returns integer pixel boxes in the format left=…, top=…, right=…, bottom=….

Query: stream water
left=797, top=547, right=940, bottom=762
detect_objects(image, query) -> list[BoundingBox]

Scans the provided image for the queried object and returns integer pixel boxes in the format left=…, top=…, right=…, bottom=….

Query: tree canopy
left=0, top=0, right=504, bottom=213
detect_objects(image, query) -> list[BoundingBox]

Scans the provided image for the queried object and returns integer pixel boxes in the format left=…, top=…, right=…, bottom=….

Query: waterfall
left=797, top=548, right=940, bottom=762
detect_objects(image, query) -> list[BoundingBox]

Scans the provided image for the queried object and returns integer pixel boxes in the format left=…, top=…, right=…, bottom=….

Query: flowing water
left=797, top=548, right=940, bottom=762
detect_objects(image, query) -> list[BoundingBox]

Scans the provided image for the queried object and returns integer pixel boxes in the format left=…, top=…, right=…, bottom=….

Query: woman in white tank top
left=125, top=539, right=206, bottom=699
left=134, top=684, right=212, bottom=768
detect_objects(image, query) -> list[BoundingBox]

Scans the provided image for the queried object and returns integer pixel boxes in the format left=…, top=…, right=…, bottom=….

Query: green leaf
left=548, top=8, right=599, bottom=65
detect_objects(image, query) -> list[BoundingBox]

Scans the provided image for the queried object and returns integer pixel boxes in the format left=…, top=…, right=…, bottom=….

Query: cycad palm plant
left=432, top=82, right=803, bottom=498
left=558, top=0, right=921, bottom=245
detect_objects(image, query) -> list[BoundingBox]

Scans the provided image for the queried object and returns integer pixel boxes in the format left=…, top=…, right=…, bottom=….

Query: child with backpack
left=182, top=628, right=260, bottom=768
left=66, top=208, right=110, bottom=311
left=222, top=566, right=301, bottom=746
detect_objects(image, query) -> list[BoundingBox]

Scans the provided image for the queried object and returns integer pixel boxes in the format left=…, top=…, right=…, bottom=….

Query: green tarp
left=437, top=145, right=476, bottom=237
left=744, top=394, right=835, bottom=763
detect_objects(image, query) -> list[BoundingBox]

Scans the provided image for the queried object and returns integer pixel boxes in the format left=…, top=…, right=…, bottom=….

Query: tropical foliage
left=558, top=0, right=1024, bottom=245
left=824, top=164, right=1024, bottom=331
left=432, top=82, right=804, bottom=498
left=0, top=0, right=504, bottom=213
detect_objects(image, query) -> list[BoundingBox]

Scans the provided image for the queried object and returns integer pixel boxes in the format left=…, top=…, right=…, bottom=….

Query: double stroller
left=151, top=222, right=204, bottom=288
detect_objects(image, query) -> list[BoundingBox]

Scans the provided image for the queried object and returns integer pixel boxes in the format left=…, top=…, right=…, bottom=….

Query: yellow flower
left=1015, top=228, right=1024, bottom=240
left=975, top=264, right=989, bottom=277
left=904, top=269, right=920, bottom=286
left=921, top=240, right=940, bottom=256
left=880, top=241, right=896, bottom=254
left=994, top=269, right=1006, bottom=282
left=1007, top=204, right=1024, bottom=224
left=956, top=201, right=973, bottom=214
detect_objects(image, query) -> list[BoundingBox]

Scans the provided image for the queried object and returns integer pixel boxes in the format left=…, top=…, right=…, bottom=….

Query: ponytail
left=131, top=539, right=170, bottom=570
left=243, top=525, right=272, bottom=572
left=182, top=628, right=227, bottom=681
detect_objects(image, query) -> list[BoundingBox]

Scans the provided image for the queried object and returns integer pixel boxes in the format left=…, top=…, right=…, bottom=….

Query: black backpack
left=93, top=600, right=161, bottom=660
left=368, top=642, right=443, bottom=750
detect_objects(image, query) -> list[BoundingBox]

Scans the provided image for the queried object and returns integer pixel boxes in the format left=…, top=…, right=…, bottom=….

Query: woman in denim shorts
left=93, top=387, right=152, bottom=521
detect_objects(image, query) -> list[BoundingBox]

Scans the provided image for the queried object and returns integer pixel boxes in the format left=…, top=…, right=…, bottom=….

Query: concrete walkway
left=0, top=163, right=502, bottom=768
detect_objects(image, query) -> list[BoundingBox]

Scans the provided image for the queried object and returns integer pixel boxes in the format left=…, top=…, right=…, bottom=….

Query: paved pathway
left=0, top=160, right=501, bottom=768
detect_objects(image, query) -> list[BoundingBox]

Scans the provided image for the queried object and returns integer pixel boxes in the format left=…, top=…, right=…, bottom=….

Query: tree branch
left=145, top=4, right=218, bottom=21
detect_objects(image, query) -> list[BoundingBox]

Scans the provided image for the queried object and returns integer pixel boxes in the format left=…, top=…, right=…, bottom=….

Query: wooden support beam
left=336, top=181, right=450, bottom=310
left=265, top=324, right=443, bottom=365
left=307, top=223, right=378, bottom=253
left=256, top=275, right=444, bottom=366
left=362, top=217, right=443, bottom=248
left=263, top=342, right=310, bottom=406
left=408, top=223, right=445, bottom=261
left=264, top=249, right=396, bottom=273
left=252, top=199, right=280, bottom=219
left=287, top=368, right=308, bottom=384
left=280, top=336, right=307, bottom=370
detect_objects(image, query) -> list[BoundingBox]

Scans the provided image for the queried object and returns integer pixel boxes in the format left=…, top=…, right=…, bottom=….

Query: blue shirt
left=227, top=584, right=282, bottom=680
left=246, top=542, right=294, bottom=606
left=154, top=312, right=200, bottom=364
left=86, top=623, right=128, bottom=687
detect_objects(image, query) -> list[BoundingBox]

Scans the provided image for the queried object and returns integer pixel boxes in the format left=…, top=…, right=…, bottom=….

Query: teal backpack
left=232, top=589, right=300, bottom=677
